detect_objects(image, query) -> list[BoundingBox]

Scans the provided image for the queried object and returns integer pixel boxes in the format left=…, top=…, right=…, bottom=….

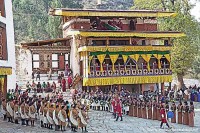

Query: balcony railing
left=88, top=64, right=171, bottom=77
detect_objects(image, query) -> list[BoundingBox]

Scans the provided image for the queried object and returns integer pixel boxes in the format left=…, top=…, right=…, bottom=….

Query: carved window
left=33, top=54, right=39, bottom=68
left=52, top=54, right=58, bottom=68
left=65, top=53, right=69, bottom=66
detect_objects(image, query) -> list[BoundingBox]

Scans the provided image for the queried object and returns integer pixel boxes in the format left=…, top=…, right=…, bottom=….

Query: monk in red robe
left=62, top=78, right=66, bottom=92
left=115, top=99, right=123, bottom=121
left=67, top=75, right=72, bottom=89
left=160, top=104, right=171, bottom=129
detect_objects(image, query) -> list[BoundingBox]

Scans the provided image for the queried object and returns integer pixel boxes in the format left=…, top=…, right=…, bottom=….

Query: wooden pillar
left=85, top=52, right=88, bottom=78
left=129, top=37, right=132, bottom=45
left=82, top=52, right=86, bottom=78
left=141, top=84, right=145, bottom=95
left=118, top=85, right=121, bottom=91
left=106, top=37, right=109, bottom=46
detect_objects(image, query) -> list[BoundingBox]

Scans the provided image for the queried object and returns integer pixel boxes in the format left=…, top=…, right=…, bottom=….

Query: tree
left=12, top=0, right=84, bottom=44
left=132, top=0, right=200, bottom=89
left=190, top=55, right=200, bottom=78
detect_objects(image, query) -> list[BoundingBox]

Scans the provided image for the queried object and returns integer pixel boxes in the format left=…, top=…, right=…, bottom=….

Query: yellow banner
left=78, top=46, right=172, bottom=52
left=157, top=54, right=163, bottom=69
left=0, top=67, right=12, bottom=75
left=129, top=54, right=140, bottom=70
left=109, top=55, right=119, bottom=71
left=0, top=78, right=5, bottom=95
left=164, top=54, right=171, bottom=69
left=54, top=9, right=177, bottom=17
left=164, top=54, right=171, bottom=62
left=129, top=54, right=140, bottom=62
left=83, top=75, right=172, bottom=86
left=88, top=56, right=93, bottom=74
left=122, top=55, right=128, bottom=70
left=97, top=54, right=106, bottom=72
left=141, top=54, right=152, bottom=71
left=69, top=31, right=186, bottom=38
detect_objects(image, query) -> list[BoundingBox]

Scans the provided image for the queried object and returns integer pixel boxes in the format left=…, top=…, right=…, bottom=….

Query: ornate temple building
left=48, top=9, right=185, bottom=93
left=21, top=38, right=70, bottom=75
left=0, top=0, right=16, bottom=98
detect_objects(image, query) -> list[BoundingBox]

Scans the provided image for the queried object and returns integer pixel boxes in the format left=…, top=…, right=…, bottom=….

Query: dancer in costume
left=58, top=105, right=67, bottom=131
left=53, top=105, right=61, bottom=131
left=29, top=102, right=36, bottom=126
left=47, top=104, right=54, bottom=129
left=70, top=104, right=79, bottom=132
left=78, top=107, right=88, bottom=132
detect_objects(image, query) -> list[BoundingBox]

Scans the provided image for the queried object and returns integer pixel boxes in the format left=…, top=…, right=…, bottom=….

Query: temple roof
left=49, top=8, right=177, bottom=18
left=21, top=37, right=71, bottom=47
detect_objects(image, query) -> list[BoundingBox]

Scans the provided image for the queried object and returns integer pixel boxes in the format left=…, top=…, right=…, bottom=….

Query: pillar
left=141, top=84, right=145, bottom=95
left=83, top=52, right=86, bottom=78
left=118, top=85, right=121, bottom=91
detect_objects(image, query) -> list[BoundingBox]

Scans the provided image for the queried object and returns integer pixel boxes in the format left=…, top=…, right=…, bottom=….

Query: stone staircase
left=17, top=74, right=65, bottom=90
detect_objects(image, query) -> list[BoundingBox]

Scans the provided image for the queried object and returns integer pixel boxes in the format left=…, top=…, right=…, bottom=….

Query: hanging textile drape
left=97, top=54, right=106, bottom=72
left=0, top=68, right=12, bottom=75
left=157, top=54, right=163, bottom=68
left=83, top=75, right=172, bottom=86
left=88, top=55, right=93, bottom=74
left=122, top=55, right=128, bottom=63
left=122, top=55, right=128, bottom=71
left=141, top=54, right=152, bottom=71
left=129, top=54, right=140, bottom=62
left=164, top=54, right=171, bottom=69
left=129, top=54, right=140, bottom=70
left=153, top=54, right=164, bottom=68
left=109, top=55, right=119, bottom=71
left=0, top=78, right=4, bottom=96
left=164, top=54, right=170, bottom=62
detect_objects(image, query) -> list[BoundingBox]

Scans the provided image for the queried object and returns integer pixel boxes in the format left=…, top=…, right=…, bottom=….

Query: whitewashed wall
left=70, top=36, right=80, bottom=77
left=0, top=0, right=16, bottom=89
left=16, top=48, right=32, bottom=80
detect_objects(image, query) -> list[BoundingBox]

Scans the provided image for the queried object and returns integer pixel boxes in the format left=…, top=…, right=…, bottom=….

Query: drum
left=167, top=111, right=174, bottom=118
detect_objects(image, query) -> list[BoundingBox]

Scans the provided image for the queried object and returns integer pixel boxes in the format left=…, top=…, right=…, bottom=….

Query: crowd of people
left=1, top=81, right=198, bottom=132
left=1, top=89, right=90, bottom=132
left=78, top=86, right=195, bottom=128
left=23, top=74, right=73, bottom=94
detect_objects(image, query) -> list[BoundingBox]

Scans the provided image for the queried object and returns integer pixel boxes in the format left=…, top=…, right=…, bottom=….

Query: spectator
left=51, top=82, right=56, bottom=92
left=48, top=68, right=52, bottom=80
left=58, top=74, right=62, bottom=83
left=62, top=78, right=66, bottom=92
left=36, top=70, right=40, bottom=81
left=32, top=72, right=35, bottom=80
left=37, top=82, right=42, bottom=93
left=42, top=82, right=47, bottom=90
left=26, top=81, right=31, bottom=93
left=6, top=89, right=13, bottom=101
left=15, top=83, right=18, bottom=93
left=61, top=72, right=64, bottom=78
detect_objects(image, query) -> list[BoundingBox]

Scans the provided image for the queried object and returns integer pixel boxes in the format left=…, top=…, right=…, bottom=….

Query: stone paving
left=0, top=103, right=200, bottom=133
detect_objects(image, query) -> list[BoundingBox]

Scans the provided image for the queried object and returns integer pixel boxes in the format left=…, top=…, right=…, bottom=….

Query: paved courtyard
left=0, top=103, right=200, bottom=133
